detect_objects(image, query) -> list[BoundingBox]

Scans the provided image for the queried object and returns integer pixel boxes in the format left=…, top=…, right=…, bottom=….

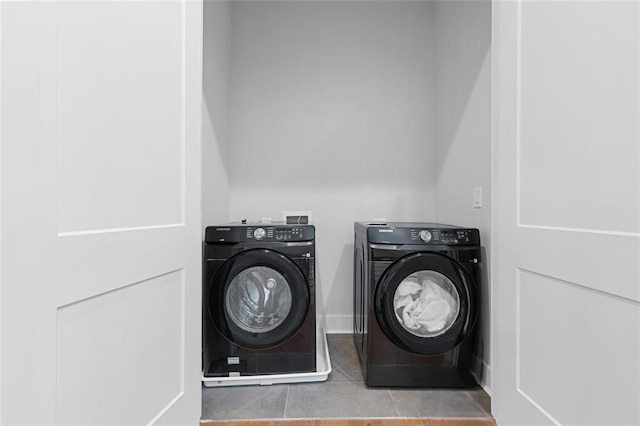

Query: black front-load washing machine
left=203, top=223, right=316, bottom=377
left=354, top=222, right=481, bottom=387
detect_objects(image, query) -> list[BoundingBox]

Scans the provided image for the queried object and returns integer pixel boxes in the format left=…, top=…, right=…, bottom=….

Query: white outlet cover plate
left=473, top=187, right=483, bottom=208
left=283, top=210, right=312, bottom=225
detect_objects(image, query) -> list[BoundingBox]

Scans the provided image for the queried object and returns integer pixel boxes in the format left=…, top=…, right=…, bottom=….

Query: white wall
left=202, top=0, right=231, bottom=226
left=434, top=1, right=492, bottom=390
left=228, top=1, right=437, bottom=332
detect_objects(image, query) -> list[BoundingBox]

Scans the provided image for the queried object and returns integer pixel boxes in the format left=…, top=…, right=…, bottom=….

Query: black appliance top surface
left=356, top=221, right=464, bottom=229
left=205, top=223, right=315, bottom=243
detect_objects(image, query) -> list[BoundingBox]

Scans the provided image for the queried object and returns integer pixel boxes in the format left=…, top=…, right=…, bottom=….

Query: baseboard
left=482, top=362, right=492, bottom=396
left=321, top=315, right=353, bottom=334
left=471, top=353, right=492, bottom=396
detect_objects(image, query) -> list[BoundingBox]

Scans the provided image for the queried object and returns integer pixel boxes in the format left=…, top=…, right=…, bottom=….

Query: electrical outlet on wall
left=283, top=211, right=312, bottom=225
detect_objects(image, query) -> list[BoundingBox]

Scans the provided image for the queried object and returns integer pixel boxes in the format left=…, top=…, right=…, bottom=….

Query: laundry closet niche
left=202, top=0, right=492, bottom=390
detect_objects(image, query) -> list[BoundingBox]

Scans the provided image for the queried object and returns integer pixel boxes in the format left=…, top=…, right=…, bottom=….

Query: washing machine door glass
left=393, top=270, right=460, bottom=338
left=225, top=266, right=292, bottom=333
left=210, top=248, right=310, bottom=349
left=375, top=251, right=478, bottom=355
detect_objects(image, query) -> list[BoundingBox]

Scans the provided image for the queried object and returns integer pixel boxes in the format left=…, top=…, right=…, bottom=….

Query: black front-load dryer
left=203, top=223, right=316, bottom=377
left=353, top=222, right=481, bottom=387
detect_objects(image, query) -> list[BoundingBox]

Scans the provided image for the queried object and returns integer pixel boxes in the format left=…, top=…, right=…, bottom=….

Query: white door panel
left=517, top=1, right=639, bottom=234
left=516, top=269, right=639, bottom=426
left=517, top=227, right=639, bottom=302
left=56, top=270, right=184, bottom=425
left=1, top=1, right=202, bottom=424
left=57, top=0, right=185, bottom=234
left=493, top=1, right=640, bottom=425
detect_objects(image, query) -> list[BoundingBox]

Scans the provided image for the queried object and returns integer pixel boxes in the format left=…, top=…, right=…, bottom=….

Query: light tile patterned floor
left=201, top=334, right=492, bottom=421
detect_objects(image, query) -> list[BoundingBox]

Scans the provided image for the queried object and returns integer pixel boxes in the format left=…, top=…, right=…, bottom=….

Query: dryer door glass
left=393, top=270, right=460, bottom=338
left=225, top=266, right=292, bottom=333
left=374, top=251, right=478, bottom=355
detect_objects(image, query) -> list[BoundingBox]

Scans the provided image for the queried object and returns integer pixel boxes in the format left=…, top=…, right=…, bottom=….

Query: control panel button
left=419, top=230, right=432, bottom=243
left=254, top=228, right=266, bottom=240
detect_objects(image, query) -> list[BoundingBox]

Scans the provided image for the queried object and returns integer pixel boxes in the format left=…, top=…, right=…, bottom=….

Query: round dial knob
left=253, top=228, right=266, bottom=240
left=419, top=230, right=432, bottom=243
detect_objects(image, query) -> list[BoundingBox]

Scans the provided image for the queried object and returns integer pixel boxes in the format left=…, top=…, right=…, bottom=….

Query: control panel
left=368, top=226, right=479, bottom=245
left=409, top=228, right=475, bottom=244
left=205, top=224, right=315, bottom=243
left=244, top=226, right=310, bottom=241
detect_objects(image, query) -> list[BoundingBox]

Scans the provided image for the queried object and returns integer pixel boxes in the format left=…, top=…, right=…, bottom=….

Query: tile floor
left=201, top=334, right=492, bottom=421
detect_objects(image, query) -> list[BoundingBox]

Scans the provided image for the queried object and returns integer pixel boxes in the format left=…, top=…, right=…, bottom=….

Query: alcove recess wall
left=202, top=0, right=492, bottom=389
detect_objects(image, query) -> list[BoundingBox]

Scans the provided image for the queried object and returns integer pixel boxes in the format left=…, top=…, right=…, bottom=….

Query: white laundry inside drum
left=226, top=266, right=292, bottom=333
left=393, top=271, right=460, bottom=337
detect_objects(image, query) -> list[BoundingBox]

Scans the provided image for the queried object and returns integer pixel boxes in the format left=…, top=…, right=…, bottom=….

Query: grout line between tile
left=282, top=384, right=291, bottom=419
left=388, top=388, right=402, bottom=417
